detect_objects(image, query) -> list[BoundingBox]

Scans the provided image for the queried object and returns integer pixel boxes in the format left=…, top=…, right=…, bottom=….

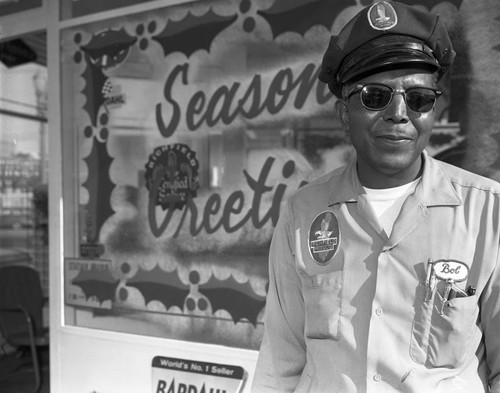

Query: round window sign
left=145, top=144, right=200, bottom=210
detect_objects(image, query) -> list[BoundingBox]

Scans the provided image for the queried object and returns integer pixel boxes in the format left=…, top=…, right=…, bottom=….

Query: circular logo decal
left=368, top=1, right=398, bottom=31
left=145, top=144, right=200, bottom=210
left=308, top=211, right=340, bottom=265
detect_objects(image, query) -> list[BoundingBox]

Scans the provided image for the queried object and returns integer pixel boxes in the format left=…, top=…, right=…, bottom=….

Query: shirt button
left=373, top=374, right=382, bottom=382
left=375, top=308, right=383, bottom=316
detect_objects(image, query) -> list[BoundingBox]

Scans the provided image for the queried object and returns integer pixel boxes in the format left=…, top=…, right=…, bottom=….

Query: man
left=252, top=1, right=500, bottom=392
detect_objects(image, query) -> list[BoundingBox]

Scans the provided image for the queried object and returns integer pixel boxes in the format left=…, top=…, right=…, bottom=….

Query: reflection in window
left=0, top=62, right=48, bottom=295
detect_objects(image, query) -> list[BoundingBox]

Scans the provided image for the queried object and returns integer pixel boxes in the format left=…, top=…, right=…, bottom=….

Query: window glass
left=0, top=0, right=41, bottom=17
left=60, top=0, right=460, bottom=349
left=60, top=0, right=165, bottom=20
left=0, top=62, right=49, bottom=295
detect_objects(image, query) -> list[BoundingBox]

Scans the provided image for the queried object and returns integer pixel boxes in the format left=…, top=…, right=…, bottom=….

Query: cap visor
left=342, top=50, right=440, bottom=83
left=339, top=35, right=440, bottom=83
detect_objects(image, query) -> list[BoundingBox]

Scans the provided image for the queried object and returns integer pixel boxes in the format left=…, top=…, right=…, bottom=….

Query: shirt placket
left=363, top=194, right=429, bottom=392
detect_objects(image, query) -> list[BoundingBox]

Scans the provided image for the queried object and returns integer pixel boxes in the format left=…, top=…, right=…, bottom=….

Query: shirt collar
left=328, top=151, right=462, bottom=207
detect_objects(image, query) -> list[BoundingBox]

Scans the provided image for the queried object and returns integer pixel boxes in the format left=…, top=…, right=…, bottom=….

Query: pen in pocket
left=425, top=259, right=435, bottom=302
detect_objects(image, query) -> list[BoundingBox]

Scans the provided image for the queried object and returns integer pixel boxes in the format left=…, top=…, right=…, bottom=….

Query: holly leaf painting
left=72, top=263, right=119, bottom=304
left=198, top=274, right=266, bottom=326
left=82, top=137, right=116, bottom=244
left=257, top=0, right=355, bottom=38
left=81, top=61, right=107, bottom=127
left=152, top=10, right=237, bottom=58
left=127, top=265, right=190, bottom=310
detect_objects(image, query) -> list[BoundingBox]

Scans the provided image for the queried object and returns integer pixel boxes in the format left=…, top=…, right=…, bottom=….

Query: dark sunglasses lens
left=406, top=88, right=438, bottom=112
left=361, top=85, right=392, bottom=109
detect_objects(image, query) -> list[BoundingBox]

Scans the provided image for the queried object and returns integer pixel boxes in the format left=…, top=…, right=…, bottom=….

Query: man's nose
left=383, top=92, right=409, bottom=123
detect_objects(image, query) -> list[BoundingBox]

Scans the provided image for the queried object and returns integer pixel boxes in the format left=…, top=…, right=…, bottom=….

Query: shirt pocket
left=299, top=270, right=343, bottom=340
left=410, top=283, right=479, bottom=368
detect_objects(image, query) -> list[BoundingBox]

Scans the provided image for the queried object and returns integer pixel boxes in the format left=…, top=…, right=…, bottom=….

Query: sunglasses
left=345, top=83, right=442, bottom=113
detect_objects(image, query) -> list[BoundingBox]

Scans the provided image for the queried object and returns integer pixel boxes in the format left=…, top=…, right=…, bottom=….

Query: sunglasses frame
left=345, top=83, right=442, bottom=113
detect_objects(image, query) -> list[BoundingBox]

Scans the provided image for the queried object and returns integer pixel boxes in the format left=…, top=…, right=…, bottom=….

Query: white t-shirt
left=363, top=178, right=420, bottom=236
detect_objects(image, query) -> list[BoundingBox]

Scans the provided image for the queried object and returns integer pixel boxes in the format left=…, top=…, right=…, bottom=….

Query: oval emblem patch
left=368, top=1, right=398, bottom=31
left=308, top=211, right=340, bottom=265
left=433, top=259, right=469, bottom=282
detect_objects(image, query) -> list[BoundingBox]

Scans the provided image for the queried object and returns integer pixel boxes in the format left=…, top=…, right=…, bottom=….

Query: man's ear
left=335, top=99, right=349, bottom=133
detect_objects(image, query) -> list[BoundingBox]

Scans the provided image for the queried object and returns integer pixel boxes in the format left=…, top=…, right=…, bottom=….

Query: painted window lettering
left=148, top=156, right=307, bottom=238
left=155, top=63, right=331, bottom=138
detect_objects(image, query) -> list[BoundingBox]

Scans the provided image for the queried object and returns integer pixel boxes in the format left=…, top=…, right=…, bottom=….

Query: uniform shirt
left=252, top=152, right=500, bottom=393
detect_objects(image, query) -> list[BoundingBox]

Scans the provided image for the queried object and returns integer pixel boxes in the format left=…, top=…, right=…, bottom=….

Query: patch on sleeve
left=308, top=211, right=341, bottom=265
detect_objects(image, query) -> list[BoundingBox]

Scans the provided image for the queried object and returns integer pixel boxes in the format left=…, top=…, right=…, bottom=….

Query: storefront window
left=0, top=62, right=49, bottom=293
left=60, top=0, right=165, bottom=20
left=0, top=0, right=41, bottom=18
left=60, top=0, right=461, bottom=350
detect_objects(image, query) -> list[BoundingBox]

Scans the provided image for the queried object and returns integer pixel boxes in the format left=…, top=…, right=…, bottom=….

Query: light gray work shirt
left=252, top=152, right=500, bottom=393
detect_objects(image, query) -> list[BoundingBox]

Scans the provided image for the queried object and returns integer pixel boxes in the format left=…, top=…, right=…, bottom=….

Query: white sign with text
left=152, top=356, right=246, bottom=393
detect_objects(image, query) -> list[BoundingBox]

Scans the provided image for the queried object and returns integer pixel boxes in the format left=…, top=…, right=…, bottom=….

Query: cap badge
left=308, top=211, right=340, bottom=265
left=368, top=1, right=398, bottom=31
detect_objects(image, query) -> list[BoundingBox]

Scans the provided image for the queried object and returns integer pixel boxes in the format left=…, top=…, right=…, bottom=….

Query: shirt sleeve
left=483, top=233, right=500, bottom=392
left=251, top=201, right=306, bottom=392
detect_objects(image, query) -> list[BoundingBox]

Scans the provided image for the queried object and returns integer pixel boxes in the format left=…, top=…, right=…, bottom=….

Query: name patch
left=433, top=259, right=469, bottom=282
